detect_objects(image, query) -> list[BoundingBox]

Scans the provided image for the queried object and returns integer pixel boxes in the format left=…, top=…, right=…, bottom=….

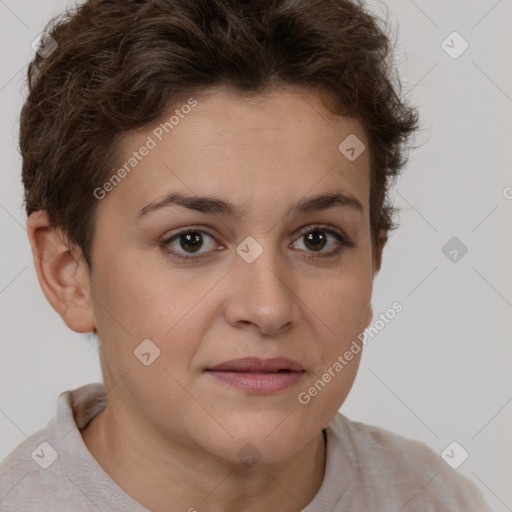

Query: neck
left=81, top=404, right=327, bottom=512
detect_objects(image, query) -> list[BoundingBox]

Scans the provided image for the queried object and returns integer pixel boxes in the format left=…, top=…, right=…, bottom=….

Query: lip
left=205, top=357, right=305, bottom=394
left=206, top=357, right=304, bottom=372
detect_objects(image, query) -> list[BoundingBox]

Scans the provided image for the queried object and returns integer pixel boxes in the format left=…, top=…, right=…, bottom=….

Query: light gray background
left=1, top=0, right=511, bottom=509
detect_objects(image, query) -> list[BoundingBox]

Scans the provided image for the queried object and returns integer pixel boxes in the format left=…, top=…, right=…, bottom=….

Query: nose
left=223, top=238, right=300, bottom=336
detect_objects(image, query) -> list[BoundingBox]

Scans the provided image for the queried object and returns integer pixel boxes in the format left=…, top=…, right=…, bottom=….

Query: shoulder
left=0, top=429, right=71, bottom=511
left=0, top=427, right=47, bottom=480
left=328, top=413, right=492, bottom=511
left=0, top=384, right=106, bottom=511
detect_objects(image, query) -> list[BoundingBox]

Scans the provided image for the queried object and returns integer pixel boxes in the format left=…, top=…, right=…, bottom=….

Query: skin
left=27, top=85, right=384, bottom=512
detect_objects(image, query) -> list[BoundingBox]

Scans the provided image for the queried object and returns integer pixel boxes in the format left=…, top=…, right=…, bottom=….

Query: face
left=87, top=85, right=378, bottom=464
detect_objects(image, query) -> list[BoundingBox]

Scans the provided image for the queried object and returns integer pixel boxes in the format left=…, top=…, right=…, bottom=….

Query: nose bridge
left=226, top=233, right=298, bottom=332
left=236, top=233, right=290, bottom=296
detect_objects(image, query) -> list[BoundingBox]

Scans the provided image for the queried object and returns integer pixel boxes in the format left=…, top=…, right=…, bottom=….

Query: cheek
left=89, top=261, right=206, bottom=410
left=91, top=253, right=197, bottom=336
left=91, top=260, right=215, bottom=377
left=306, top=268, right=372, bottom=345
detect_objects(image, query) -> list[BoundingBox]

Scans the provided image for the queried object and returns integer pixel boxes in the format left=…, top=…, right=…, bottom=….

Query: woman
left=0, top=0, right=492, bottom=510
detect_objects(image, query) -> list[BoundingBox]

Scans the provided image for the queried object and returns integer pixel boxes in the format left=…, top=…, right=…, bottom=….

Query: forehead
left=148, top=84, right=368, bottom=154
left=100, top=85, right=371, bottom=221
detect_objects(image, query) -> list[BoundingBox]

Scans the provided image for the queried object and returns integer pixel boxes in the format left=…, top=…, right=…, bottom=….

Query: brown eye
left=303, top=230, right=328, bottom=252
left=160, top=228, right=219, bottom=262
left=177, top=231, right=204, bottom=253
left=292, top=224, right=354, bottom=259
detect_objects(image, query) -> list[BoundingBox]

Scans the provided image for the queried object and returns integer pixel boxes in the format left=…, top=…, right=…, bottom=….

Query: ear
left=27, top=210, right=96, bottom=333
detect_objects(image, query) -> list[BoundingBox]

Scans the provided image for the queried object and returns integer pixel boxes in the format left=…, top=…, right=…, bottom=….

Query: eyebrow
left=136, top=190, right=364, bottom=220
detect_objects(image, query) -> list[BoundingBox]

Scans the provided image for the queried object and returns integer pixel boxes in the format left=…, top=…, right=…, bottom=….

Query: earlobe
left=27, top=211, right=96, bottom=333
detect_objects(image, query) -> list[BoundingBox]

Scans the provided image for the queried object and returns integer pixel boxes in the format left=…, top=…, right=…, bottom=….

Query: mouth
left=204, top=357, right=305, bottom=394
left=205, top=356, right=304, bottom=373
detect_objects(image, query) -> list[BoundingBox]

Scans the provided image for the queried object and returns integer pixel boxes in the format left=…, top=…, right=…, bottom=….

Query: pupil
left=181, top=231, right=202, bottom=253
left=305, top=230, right=326, bottom=251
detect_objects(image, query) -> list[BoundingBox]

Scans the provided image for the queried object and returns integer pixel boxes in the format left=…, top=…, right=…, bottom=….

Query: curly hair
left=20, top=0, right=419, bottom=269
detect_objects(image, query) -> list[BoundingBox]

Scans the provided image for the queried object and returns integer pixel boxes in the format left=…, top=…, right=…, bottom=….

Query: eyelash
left=159, top=224, right=355, bottom=263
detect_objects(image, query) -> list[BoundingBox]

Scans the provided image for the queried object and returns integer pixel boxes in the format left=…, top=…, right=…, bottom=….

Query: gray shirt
left=0, top=383, right=492, bottom=511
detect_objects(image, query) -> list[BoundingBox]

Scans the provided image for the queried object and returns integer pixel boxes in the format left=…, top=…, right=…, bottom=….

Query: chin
left=209, top=425, right=311, bottom=467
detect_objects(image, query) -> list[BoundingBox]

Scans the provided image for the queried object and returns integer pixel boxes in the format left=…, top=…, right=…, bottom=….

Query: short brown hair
left=20, top=0, right=419, bottom=269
